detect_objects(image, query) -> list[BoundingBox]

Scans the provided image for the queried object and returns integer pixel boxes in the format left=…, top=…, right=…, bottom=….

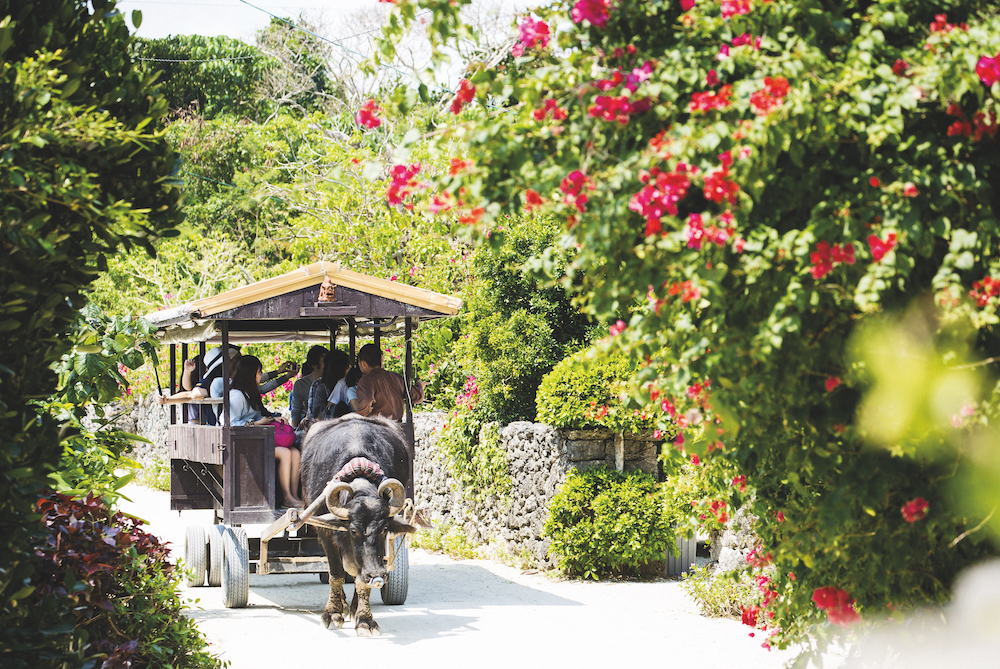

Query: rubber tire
left=207, top=524, right=226, bottom=587
left=184, top=526, right=207, bottom=587
left=319, top=572, right=330, bottom=584
left=222, top=527, right=250, bottom=608
left=380, top=536, right=408, bottom=605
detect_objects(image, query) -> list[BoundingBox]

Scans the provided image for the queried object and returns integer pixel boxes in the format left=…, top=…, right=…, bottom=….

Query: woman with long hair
left=308, top=349, right=350, bottom=422
left=229, top=356, right=303, bottom=508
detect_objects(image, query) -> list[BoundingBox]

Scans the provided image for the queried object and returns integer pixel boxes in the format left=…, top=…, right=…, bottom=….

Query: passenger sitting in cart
left=289, top=345, right=328, bottom=430
left=354, top=343, right=428, bottom=421
left=308, top=349, right=350, bottom=422
left=228, top=355, right=303, bottom=508
left=158, top=346, right=297, bottom=426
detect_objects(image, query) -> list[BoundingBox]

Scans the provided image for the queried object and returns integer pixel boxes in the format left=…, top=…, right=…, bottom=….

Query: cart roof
left=144, top=261, right=463, bottom=345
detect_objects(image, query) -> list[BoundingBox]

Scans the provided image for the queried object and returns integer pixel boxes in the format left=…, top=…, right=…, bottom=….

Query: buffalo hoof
left=355, top=619, right=380, bottom=637
left=322, top=612, right=345, bottom=630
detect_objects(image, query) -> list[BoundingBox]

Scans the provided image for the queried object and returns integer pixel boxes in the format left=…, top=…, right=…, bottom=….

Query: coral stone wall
left=413, top=412, right=661, bottom=568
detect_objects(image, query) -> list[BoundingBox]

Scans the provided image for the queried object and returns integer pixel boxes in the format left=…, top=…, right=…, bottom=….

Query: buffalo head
left=326, top=478, right=415, bottom=585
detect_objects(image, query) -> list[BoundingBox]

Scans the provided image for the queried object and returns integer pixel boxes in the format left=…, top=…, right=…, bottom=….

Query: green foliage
left=133, top=35, right=272, bottom=119
left=134, top=457, right=171, bottom=492
left=411, top=520, right=480, bottom=560
left=544, top=468, right=674, bottom=579
left=436, top=411, right=513, bottom=502
left=0, top=0, right=182, bottom=644
left=681, top=566, right=757, bottom=619
left=396, top=0, right=1000, bottom=647
left=537, top=347, right=655, bottom=434
left=5, top=493, right=224, bottom=669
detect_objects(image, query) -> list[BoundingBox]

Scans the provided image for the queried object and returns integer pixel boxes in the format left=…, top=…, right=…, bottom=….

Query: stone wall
left=412, top=412, right=661, bottom=568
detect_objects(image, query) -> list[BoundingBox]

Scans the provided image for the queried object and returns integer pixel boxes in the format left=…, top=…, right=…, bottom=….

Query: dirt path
left=120, top=484, right=801, bottom=669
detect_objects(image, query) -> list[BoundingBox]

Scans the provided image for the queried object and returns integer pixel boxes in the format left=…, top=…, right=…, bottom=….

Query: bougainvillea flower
left=901, top=497, right=929, bottom=522
left=741, top=605, right=759, bottom=627
left=706, top=69, right=719, bottom=86
left=680, top=0, right=696, bottom=10
left=385, top=163, right=422, bottom=205
left=427, top=191, right=454, bottom=214
left=524, top=189, right=544, bottom=211
left=892, top=59, right=909, bottom=76
left=976, top=54, right=1000, bottom=87
left=689, top=84, right=733, bottom=112
left=533, top=98, right=568, bottom=121
left=825, top=376, right=841, bottom=392
left=869, top=177, right=880, bottom=187
left=867, top=232, right=897, bottom=261
left=720, top=0, right=751, bottom=19
left=355, top=99, right=382, bottom=129
left=458, top=207, right=485, bottom=225
left=704, top=167, right=740, bottom=205
left=812, top=587, right=860, bottom=627
left=732, top=474, right=747, bottom=492
left=449, top=157, right=472, bottom=175
left=810, top=241, right=856, bottom=279
left=511, top=17, right=551, bottom=57
left=902, top=182, right=918, bottom=197
left=450, top=79, right=476, bottom=115
left=969, top=276, right=1000, bottom=307
left=630, top=165, right=692, bottom=235
left=571, top=0, right=611, bottom=27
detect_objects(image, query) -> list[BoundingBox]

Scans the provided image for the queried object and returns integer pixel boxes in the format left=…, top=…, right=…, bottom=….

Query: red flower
left=892, top=59, right=909, bottom=77
left=560, top=170, right=593, bottom=212
left=629, top=165, right=692, bottom=235
left=428, top=191, right=454, bottom=214
left=588, top=95, right=636, bottom=124
left=571, top=0, right=611, bottom=27
left=731, top=474, right=747, bottom=492
left=609, top=320, right=626, bottom=336
left=810, top=241, right=855, bottom=279
left=741, top=605, right=760, bottom=627
left=902, top=182, right=918, bottom=197
left=524, top=189, right=544, bottom=211
left=901, top=497, right=929, bottom=523
left=703, top=168, right=739, bottom=205
left=533, top=98, right=568, bottom=122
left=825, top=376, right=840, bottom=392
left=969, top=275, right=1000, bottom=307
left=689, top=84, right=733, bottom=112
left=680, top=0, right=696, bottom=10
left=869, top=177, right=880, bottom=187
left=776, top=511, right=785, bottom=522
left=355, top=99, right=383, bottom=129
left=450, top=79, right=476, bottom=115
left=458, top=207, right=484, bottom=225
left=705, top=69, right=719, bottom=86
left=977, top=54, right=1000, bottom=87
left=867, top=232, right=898, bottom=262
left=690, top=455, right=701, bottom=466
left=449, top=157, right=472, bottom=175
left=812, top=587, right=860, bottom=627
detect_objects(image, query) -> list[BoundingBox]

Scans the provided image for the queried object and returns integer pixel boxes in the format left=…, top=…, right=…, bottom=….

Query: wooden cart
left=145, top=262, right=462, bottom=607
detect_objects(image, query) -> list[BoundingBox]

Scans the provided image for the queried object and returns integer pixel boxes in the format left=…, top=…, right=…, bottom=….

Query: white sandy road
left=119, top=484, right=800, bottom=669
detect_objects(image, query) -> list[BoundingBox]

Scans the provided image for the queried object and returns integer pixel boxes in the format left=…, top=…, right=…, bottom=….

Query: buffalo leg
left=352, top=582, right=380, bottom=637
left=322, top=578, right=348, bottom=630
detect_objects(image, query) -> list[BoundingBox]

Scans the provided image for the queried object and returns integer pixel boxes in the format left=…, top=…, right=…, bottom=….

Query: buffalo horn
left=378, top=479, right=406, bottom=516
left=325, top=482, right=355, bottom=520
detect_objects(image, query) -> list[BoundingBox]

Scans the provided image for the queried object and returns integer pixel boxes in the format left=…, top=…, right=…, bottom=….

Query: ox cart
left=144, top=262, right=462, bottom=608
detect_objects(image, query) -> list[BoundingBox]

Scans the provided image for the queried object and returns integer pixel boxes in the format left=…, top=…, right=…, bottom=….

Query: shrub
left=436, top=413, right=513, bottom=502
left=411, top=520, right=480, bottom=560
left=681, top=566, right=758, bottom=619
left=537, top=347, right=658, bottom=435
left=544, top=468, right=674, bottom=579
left=5, top=493, right=224, bottom=669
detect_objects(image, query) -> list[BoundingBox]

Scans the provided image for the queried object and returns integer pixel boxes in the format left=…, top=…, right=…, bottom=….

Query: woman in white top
left=229, top=356, right=302, bottom=507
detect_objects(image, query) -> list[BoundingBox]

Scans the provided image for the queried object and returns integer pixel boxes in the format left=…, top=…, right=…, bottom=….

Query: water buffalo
left=300, top=414, right=416, bottom=636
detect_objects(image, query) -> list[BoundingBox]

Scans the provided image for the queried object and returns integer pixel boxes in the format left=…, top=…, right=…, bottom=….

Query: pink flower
left=741, top=605, right=759, bottom=627
left=977, top=54, right=1000, bottom=87
left=705, top=69, right=719, bottom=86
left=385, top=163, right=422, bottom=205
left=892, top=59, right=909, bottom=77
left=690, top=455, right=701, bottom=466
left=961, top=402, right=976, bottom=416
left=512, top=17, right=551, bottom=56
left=731, top=475, right=747, bottom=492
left=681, top=0, right=696, bottom=9
left=902, top=182, right=918, bottom=197
left=609, top=320, right=626, bottom=336
left=355, top=99, right=382, bottom=129
left=776, top=511, right=785, bottom=522
left=571, top=0, right=611, bottom=27
left=720, top=0, right=751, bottom=19
left=825, top=376, right=840, bottom=392
left=901, top=497, right=929, bottom=522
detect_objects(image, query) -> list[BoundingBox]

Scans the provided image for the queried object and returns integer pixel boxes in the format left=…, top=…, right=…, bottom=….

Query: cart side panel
left=170, top=460, right=218, bottom=510
left=168, top=424, right=224, bottom=465
left=223, top=426, right=277, bottom=524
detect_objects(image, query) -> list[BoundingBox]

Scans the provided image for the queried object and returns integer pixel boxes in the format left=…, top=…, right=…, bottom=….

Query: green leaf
left=132, top=9, right=142, bottom=29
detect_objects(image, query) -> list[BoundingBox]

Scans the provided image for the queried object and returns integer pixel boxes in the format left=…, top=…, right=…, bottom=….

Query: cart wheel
left=319, top=572, right=330, bottom=584
left=184, top=526, right=207, bottom=587
left=380, top=536, right=408, bottom=605
left=207, top=524, right=225, bottom=587
left=222, top=527, right=250, bottom=608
